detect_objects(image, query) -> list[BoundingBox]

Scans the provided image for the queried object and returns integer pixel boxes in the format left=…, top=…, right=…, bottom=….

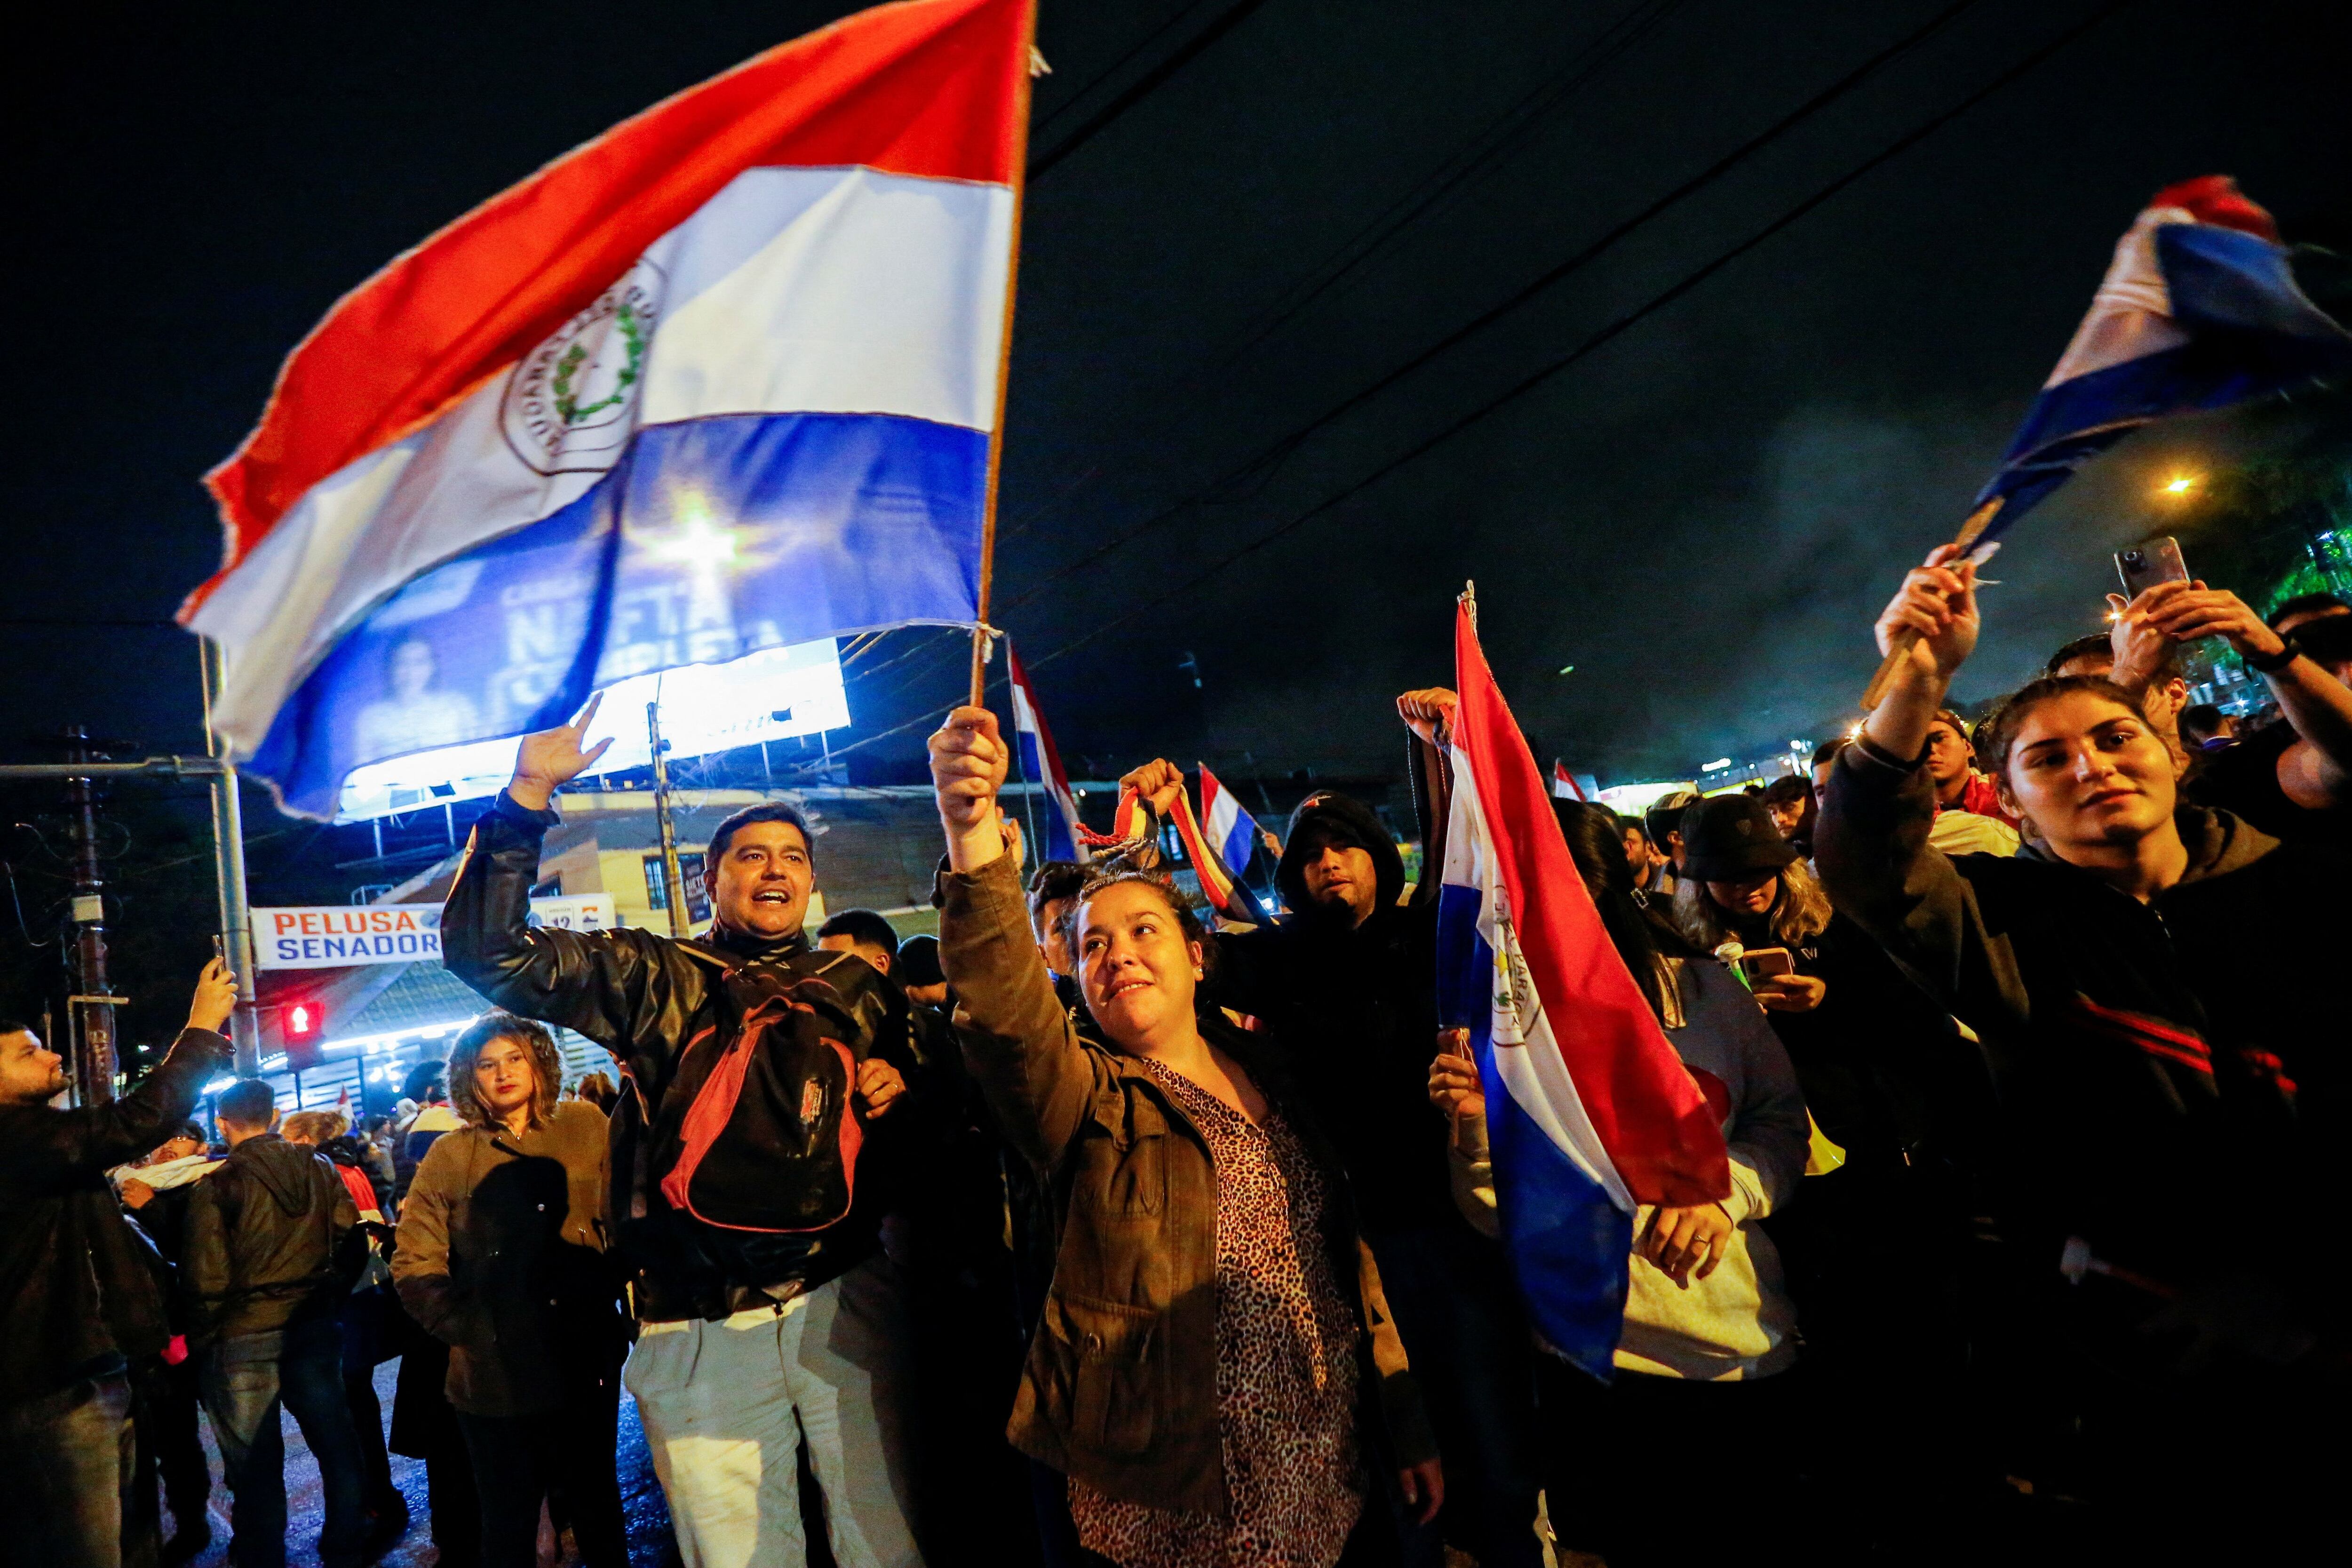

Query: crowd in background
left=3, top=560, right=2347, bottom=1568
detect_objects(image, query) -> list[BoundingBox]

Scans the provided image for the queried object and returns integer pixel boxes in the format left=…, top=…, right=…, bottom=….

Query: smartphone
left=2116, top=536, right=2190, bottom=600
left=1738, top=947, right=1794, bottom=984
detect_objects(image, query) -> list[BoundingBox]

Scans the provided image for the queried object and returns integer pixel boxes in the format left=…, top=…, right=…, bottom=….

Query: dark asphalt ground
left=178, top=1358, right=681, bottom=1568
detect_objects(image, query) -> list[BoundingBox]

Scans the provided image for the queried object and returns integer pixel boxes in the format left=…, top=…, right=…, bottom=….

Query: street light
left=2160, top=473, right=2200, bottom=497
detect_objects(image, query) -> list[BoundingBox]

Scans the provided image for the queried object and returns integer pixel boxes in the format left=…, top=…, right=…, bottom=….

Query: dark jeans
left=129, top=1355, right=212, bottom=1550
left=1364, top=1225, right=1544, bottom=1568
left=200, top=1318, right=368, bottom=1568
left=336, top=1289, right=400, bottom=1516
left=453, top=1361, right=627, bottom=1568
left=0, top=1372, right=135, bottom=1568
left=1536, top=1360, right=1800, bottom=1568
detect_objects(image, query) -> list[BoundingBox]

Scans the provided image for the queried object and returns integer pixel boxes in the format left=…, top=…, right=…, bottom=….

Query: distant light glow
left=1703, top=757, right=1733, bottom=771
left=1557, top=664, right=1576, bottom=675
left=2161, top=474, right=2199, bottom=496
left=640, top=505, right=741, bottom=568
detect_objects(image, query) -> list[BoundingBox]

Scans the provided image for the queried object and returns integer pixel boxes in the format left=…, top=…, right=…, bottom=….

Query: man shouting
left=441, top=695, right=923, bottom=1568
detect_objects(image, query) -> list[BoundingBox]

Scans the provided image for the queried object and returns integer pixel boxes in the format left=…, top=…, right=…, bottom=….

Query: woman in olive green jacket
left=931, top=706, right=1440, bottom=1568
left=392, top=1012, right=626, bottom=1568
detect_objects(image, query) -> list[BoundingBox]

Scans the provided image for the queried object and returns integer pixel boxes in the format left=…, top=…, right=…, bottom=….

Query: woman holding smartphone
left=928, top=705, right=1441, bottom=1568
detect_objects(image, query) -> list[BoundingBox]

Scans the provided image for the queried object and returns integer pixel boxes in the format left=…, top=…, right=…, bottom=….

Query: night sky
left=13, top=0, right=2348, bottom=799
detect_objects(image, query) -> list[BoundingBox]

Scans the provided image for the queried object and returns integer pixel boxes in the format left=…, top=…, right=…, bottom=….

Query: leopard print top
left=1068, top=1056, right=1364, bottom=1568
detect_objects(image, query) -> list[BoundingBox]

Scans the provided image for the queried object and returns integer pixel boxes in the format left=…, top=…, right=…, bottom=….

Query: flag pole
left=970, top=4, right=1041, bottom=708
left=1859, top=498, right=2002, bottom=709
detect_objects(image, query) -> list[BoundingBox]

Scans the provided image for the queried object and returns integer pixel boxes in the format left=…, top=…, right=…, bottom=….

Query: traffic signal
left=287, top=1001, right=321, bottom=1043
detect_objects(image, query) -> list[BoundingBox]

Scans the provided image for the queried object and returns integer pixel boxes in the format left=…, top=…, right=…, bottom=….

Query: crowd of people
left=2, top=561, right=2347, bottom=1568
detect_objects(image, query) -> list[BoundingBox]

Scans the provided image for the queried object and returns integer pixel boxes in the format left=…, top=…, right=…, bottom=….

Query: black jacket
left=1211, top=792, right=1455, bottom=1235
left=1815, top=739, right=2304, bottom=1286
left=183, top=1133, right=359, bottom=1344
left=0, top=1028, right=231, bottom=1403
left=441, top=790, right=920, bottom=1319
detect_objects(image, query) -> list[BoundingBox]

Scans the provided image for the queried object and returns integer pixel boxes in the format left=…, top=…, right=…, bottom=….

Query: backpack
left=650, top=954, right=869, bottom=1234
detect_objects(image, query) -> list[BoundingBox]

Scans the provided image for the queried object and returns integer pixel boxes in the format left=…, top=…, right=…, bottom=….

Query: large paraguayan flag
left=1438, top=591, right=1729, bottom=1379
left=184, top=0, right=1035, bottom=818
left=1197, top=764, right=1261, bottom=882
left=1964, top=175, right=2352, bottom=549
left=1007, top=640, right=1083, bottom=865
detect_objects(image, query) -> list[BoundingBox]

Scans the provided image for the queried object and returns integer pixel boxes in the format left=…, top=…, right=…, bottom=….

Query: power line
left=1033, top=1, right=1216, bottom=138
left=997, top=0, right=1690, bottom=549
left=1216, top=0, right=1693, bottom=367
left=1021, top=0, right=2138, bottom=676
left=1029, top=0, right=1276, bottom=182
left=997, top=0, right=1980, bottom=613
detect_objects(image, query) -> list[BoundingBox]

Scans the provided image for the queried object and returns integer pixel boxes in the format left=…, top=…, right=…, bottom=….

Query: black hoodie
left=1213, top=793, right=1454, bottom=1234
left=182, top=1133, right=358, bottom=1344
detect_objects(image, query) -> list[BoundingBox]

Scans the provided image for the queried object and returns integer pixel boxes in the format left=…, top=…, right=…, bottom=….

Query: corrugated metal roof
left=339, top=963, right=492, bottom=1038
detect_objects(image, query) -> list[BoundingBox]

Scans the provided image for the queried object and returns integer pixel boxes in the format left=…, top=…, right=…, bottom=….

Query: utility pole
left=649, top=702, right=689, bottom=938
left=200, top=640, right=261, bottom=1074
left=62, top=726, right=121, bottom=1105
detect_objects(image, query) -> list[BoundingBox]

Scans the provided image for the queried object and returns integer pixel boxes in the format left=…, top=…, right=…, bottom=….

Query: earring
left=1193, top=967, right=1205, bottom=979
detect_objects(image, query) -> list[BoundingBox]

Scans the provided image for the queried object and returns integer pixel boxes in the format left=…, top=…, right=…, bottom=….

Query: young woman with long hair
left=391, top=1014, right=627, bottom=1568
left=929, top=706, right=1441, bottom=1568
left=1814, top=545, right=2330, bottom=1555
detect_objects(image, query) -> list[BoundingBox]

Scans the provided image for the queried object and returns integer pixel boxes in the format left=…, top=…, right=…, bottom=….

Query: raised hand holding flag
left=1864, top=175, right=2352, bottom=706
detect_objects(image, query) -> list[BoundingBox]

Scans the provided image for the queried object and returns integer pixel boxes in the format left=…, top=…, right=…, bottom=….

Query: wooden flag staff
left=970, top=11, right=1043, bottom=708
left=1859, top=496, right=2002, bottom=710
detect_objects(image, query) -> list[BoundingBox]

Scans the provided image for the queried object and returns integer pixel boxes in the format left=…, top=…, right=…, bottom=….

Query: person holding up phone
left=2177, top=592, right=2352, bottom=854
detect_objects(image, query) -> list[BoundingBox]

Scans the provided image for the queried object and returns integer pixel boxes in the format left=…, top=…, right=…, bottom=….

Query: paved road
left=180, top=1358, right=680, bottom=1567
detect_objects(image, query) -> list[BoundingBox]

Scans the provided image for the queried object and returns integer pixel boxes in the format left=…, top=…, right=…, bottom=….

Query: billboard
left=255, top=894, right=617, bottom=970
left=331, top=638, right=851, bottom=822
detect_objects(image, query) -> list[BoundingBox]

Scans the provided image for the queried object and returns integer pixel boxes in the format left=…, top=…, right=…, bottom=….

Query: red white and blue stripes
left=1968, top=175, right=2352, bottom=547
left=1198, top=764, right=1262, bottom=881
left=1007, top=639, right=1084, bottom=865
left=187, top=0, right=1034, bottom=818
left=1437, top=591, right=1729, bottom=1377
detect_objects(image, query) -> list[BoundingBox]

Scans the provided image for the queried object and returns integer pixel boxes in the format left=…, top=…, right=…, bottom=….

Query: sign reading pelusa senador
left=254, top=896, right=618, bottom=970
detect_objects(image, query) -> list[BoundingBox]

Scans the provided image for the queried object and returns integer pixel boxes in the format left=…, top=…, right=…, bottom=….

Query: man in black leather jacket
left=0, top=963, right=236, bottom=1568
left=184, top=1077, right=368, bottom=1568
left=440, top=697, right=926, bottom=1568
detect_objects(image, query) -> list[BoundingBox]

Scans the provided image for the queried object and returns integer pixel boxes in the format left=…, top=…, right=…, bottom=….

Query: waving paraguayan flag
left=184, top=0, right=1036, bottom=818
left=1961, top=175, right=2352, bottom=550
left=1438, top=588, right=1730, bottom=1378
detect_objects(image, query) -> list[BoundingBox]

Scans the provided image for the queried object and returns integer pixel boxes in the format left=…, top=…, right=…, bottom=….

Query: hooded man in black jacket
left=0, top=961, right=236, bottom=1568
left=439, top=697, right=926, bottom=1568
left=1117, top=747, right=1542, bottom=1568
left=183, top=1076, right=367, bottom=1568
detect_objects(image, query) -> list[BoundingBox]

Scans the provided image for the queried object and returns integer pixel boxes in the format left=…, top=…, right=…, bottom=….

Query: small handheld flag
left=1552, top=761, right=1586, bottom=802
left=1007, top=640, right=1083, bottom=864
left=1198, top=765, right=1263, bottom=879
left=1439, top=585, right=1730, bottom=1377
left=1967, top=176, right=2352, bottom=550
left=1864, top=175, right=2352, bottom=707
left=1090, top=780, right=1270, bottom=925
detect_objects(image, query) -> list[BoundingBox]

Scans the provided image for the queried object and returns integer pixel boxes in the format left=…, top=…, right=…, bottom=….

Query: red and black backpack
left=645, top=951, right=870, bottom=1234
